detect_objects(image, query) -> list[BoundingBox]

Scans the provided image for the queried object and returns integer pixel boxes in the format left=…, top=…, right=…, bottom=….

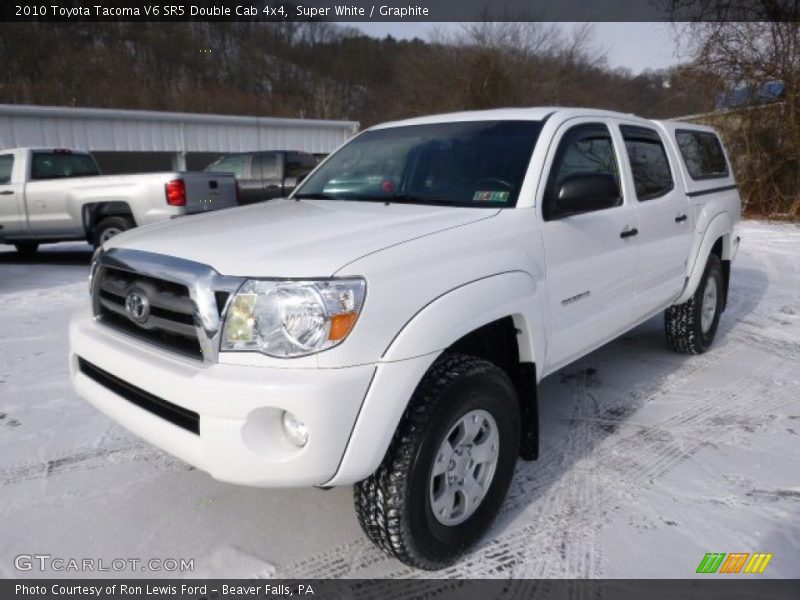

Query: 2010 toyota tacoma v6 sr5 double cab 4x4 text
left=69, top=108, right=741, bottom=569
left=0, top=147, right=238, bottom=254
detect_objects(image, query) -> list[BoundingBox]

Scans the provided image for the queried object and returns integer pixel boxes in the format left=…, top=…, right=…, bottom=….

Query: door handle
left=0, top=190, right=13, bottom=195
left=620, top=227, right=638, bottom=239
left=675, top=214, right=688, bottom=223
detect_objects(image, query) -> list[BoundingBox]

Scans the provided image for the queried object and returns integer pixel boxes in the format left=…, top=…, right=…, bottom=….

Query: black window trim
left=620, top=124, right=675, bottom=202
left=29, top=151, right=100, bottom=181
left=0, top=154, right=13, bottom=185
left=543, top=121, right=623, bottom=221
left=674, top=128, right=730, bottom=181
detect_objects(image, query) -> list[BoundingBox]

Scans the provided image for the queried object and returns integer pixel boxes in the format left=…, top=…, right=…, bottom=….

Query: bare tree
left=675, top=17, right=800, bottom=216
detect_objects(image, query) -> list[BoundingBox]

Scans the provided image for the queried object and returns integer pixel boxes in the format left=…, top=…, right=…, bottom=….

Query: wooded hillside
left=0, top=22, right=713, bottom=126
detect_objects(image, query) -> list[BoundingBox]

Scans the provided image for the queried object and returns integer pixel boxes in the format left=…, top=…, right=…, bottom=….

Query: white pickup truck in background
left=0, top=148, right=239, bottom=254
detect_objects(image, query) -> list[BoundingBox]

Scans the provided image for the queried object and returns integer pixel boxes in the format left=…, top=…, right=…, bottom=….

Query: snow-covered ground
left=1, top=221, right=798, bottom=580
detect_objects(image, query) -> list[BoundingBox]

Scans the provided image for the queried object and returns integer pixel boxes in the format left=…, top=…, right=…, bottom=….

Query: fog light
left=281, top=411, right=308, bottom=448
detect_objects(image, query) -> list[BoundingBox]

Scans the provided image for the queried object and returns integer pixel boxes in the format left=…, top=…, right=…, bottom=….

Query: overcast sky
left=345, top=22, right=682, bottom=74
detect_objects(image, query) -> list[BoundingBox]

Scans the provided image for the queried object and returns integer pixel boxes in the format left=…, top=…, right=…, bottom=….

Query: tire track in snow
left=0, top=440, right=193, bottom=486
left=278, top=346, right=791, bottom=579
left=404, top=374, right=797, bottom=581
left=276, top=334, right=742, bottom=578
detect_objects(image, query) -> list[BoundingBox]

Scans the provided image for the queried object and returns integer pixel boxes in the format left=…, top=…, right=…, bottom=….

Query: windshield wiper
left=367, top=195, right=457, bottom=206
left=295, top=193, right=463, bottom=206
left=293, top=192, right=336, bottom=200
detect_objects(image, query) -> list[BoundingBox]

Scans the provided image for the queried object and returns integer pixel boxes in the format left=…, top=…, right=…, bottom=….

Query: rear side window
left=285, top=152, right=318, bottom=178
left=621, top=126, right=674, bottom=200
left=675, top=130, right=729, bottom=180
left=0, top=155, right=13, bottom=184
left=31, top=152, right=100, bottom=180
left=253, top=154, right=279, bottom=179
left=207, top=155, right=246, bottom=179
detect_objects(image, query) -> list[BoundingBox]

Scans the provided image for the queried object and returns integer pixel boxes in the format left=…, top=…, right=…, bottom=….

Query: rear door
left=283, top=152, right=317, bottom=196
left=617, top=123, right=691, bottom=315
left=253, top=153, right=283, bottom=201
left=0, top=152, right=27, bottom=237
left=540, top=119, right=640, bottom=371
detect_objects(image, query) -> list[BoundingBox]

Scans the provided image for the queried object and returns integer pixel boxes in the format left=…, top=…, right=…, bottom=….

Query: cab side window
left=621, top=125, right=674, bottom=200
left=0, top=155, right=13, bottom=184
left=544, top=123, right=622, bottom=220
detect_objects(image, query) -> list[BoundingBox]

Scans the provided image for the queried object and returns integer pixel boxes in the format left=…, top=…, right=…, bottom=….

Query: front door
left=0, top=153, right=27, bottom=238
left=540, top=120, right=640, bottom=372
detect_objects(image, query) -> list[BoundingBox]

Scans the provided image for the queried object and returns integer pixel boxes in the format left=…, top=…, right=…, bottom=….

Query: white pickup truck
left=0, top=148, right=238, bottom=254
left=69, top=108, right=741, bottom=569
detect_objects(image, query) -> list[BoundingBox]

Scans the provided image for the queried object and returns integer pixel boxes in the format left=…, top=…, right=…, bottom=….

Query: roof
left=716, top=81, right=785, bottom=110
left=0, top=104, right=358, bottom=130
left=5, top=147, right=94, bottom=154
left=370, top=107, right=643, bottom=129
left=0, top=104, right=359, bottom=155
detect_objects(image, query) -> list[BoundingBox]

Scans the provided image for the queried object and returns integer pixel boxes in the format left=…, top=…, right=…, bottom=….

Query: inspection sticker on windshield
left=474, top=191, right=509, bottom=203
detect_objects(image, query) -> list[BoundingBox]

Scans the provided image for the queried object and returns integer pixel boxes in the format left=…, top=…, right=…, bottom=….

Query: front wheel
left=354, top=354, right=520, bottom=570
left=665, top=253, right=724, bottom=354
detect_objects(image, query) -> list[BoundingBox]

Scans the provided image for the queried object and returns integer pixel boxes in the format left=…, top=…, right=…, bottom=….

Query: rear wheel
left=92, top=216, right=133, bottom=247
left=13, top=241, right=39, bottom=256
left=353, top=354, right=520, bottom=570
left=665, top=254, right=724, bottom=354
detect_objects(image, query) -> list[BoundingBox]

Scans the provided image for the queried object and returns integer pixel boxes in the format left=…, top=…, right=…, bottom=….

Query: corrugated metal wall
left=0, top=105, right=358, bottom=155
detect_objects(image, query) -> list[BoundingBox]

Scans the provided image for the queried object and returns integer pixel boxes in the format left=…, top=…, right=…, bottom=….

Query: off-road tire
left=92, top=216, right=133, bottom=248
left=13, top=241, right=39, bottom=256
left=353, top=353, right=520, bottom=570
left=665, top=253, right=724, bottom=354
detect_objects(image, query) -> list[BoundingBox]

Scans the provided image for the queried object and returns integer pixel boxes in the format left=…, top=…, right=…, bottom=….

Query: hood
left=106, top=198, right=499, bottom=277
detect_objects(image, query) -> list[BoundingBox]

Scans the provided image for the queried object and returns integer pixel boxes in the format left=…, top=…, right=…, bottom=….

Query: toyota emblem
left=125, top=290, right=150, bottom=324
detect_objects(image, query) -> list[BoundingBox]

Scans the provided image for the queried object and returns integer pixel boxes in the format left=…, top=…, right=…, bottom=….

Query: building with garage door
left=0, top=104, right=358, bottom=174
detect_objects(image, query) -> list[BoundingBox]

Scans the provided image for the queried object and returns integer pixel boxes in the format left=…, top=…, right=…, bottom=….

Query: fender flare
left=325, top=271, right=542, bottom=486
left=81, top=201, right=136, bottom=240
left=381, top=270, right=540, bottom=363
left=675, top=212, right=732, bottom=305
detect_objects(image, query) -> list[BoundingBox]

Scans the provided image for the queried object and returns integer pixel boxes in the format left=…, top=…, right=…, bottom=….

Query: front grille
left=78, top=358, right=200, bottom=434
left=93, top=266, right=204, bottom=360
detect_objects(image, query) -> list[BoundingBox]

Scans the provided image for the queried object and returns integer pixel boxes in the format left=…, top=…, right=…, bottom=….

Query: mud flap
left=517, top=362, right=539, bottom=461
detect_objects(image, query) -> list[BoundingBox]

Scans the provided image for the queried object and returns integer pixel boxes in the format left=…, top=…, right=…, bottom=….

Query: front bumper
left=69, top=306, right=375, bottom=487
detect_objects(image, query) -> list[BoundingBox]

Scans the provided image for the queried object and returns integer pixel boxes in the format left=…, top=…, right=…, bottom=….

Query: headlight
left=221, top=278, right=366, bottom=358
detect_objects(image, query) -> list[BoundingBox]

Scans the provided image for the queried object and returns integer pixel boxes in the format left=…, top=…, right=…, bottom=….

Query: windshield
left=294, top=120, right=543, bottom=207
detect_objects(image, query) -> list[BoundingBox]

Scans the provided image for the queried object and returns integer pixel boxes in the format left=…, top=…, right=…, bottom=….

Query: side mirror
left=549, top=173, right=621, bottom=219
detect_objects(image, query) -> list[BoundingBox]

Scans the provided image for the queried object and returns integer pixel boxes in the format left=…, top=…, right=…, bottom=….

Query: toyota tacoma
left=69, top=108, right=741, bottom=569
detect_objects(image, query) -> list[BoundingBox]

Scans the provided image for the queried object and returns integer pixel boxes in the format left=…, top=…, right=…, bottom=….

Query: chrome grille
left=94, top=266, right=204, bottom=359
left=91, top=248, right=242, bottom=362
